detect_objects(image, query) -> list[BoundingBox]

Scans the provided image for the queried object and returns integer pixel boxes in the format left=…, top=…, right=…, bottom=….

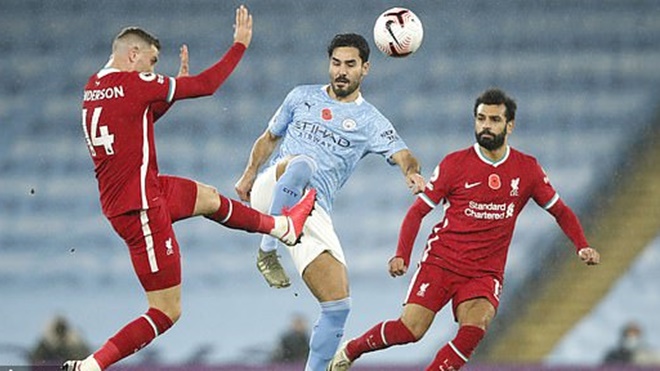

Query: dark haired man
left=329, top=88, right=600, bottom=371
left=235, top=33, right=425, bottom=370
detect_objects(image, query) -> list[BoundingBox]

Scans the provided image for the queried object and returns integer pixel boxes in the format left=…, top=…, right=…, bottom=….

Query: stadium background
left=1, top=0, right=659, bottom=369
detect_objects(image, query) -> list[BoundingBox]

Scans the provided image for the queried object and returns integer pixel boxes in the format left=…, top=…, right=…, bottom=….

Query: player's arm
left=170, top=5, right=252, bottom=100
left=546, top=199, right=600, bottom=265
left=235, top=129, right=281, bottom=202
left=390, top=149, right=425, bottom=194
left=390, top=197, right=433, bottom=277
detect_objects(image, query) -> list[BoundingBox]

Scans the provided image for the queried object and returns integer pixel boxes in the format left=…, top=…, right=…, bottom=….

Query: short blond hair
left=112, top=26, right=161, bottom=51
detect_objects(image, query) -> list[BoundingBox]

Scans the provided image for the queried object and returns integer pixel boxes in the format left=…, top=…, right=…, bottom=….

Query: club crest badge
left=342, top=119, right=357, bottom=131
left=510, top=178, right=520, bottom=196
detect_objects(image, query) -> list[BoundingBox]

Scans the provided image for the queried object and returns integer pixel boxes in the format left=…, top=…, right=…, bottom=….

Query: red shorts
left=158, top=175, right=198, bottom=222
left=108, top=175, right=197, bottom=291
left=405, top=262, right=503, bottom=319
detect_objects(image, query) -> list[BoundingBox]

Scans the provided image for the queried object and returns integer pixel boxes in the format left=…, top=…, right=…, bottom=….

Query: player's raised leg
left=258, top=155, right=317, bottom=288
left=197, top=182, right=316, bottom=246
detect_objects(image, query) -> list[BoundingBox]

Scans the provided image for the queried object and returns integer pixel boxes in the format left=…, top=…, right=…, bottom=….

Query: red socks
left=425, top=325, right=485, bottom=371
left=346, top=319, right=417, bottom=361
left=93, top=307, right=174, bottom=370
left=206, top=194, right=274, bottom=233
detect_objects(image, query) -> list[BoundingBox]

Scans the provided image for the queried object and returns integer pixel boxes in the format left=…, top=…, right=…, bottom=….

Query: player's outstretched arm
left=391, top=149, right=425, bottom=194
left=171, top=5, right=252, bottom=101
left=391, top=197, right=433, bottom=276
left=235, top=129, right=281, bottom=202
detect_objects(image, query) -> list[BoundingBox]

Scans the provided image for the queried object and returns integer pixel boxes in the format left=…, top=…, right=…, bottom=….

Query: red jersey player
left=64, top=6, right=316, bottom=371
left=328, top=88, right=601, bottom=371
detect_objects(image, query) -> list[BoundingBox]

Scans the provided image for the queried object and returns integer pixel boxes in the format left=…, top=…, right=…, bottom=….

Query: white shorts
left=251, top=165, right=346, bottom=275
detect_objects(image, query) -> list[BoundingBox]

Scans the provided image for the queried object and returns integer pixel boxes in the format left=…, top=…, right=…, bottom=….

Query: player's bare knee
left=400, top=315, right=430, bottom=340
left=169, top=307, right=182, bottom=323
left=459, top=309, right=494, bottom=330
left=275, top=157, right=292, bottom=180
left=200, top=184, right=219, bottom=199
left=475, top=313, right=494, bottom=330
left=456, top=298, right=495, bottom=329
left=195, top=183, right=220, bottom=215
left=404, top=320, right=429, bottom=341
left=148, top=292, right=183, bottom=324
left=155, top=301, right=182, bottom=324
left=460, top=319, right=489, bottom=331
left=313, top=286, right=349, bottom=302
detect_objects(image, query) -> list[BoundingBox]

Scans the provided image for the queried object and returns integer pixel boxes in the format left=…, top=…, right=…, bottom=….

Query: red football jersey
left=419, top=144, right=559, bottom=279
left=82, top=69, right=175, bottom=217
left=81, top=43, right=246, bottom=218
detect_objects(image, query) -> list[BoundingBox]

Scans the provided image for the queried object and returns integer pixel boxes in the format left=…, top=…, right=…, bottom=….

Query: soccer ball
left=373, top=7, right=424, bottom=57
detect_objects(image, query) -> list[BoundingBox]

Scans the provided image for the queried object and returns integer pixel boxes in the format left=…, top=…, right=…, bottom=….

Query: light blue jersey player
left=268, top=84, right=407, bottom=214
left=235, top=34, right=425, bottom=371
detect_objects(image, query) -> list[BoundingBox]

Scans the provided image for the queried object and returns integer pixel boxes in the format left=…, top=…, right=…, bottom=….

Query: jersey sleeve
left=530, top=160, right=560, bottom=210
left=368, top=113, right=408, bottom=165
left=547, top=198, right=590, bottom=251
left=128, top=72, right=177, bottom=104
left=394, top=152, right=455, bottom=266
left=418, top=159, right=451, bottom=209
left=396, top=197, right=434, bottom=266
left=267, top=87, right=299, bottom=136
left=172, top=43, right=246, bottom=100
left=531, top=158, right=589, bottom=251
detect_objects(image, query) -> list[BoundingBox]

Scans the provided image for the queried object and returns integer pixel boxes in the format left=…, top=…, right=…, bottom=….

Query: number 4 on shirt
left=82, top=107, right=115, bottom=156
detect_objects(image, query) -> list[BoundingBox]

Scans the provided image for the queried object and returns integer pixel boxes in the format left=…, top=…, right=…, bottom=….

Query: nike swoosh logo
left=464, top=181, right=482, bottom=189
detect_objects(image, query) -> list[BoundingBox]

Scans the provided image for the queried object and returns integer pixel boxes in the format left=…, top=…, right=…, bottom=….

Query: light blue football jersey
left=267, top=84, right=408, bottom=213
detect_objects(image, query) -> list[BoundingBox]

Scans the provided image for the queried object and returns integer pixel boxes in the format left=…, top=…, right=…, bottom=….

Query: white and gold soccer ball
left=373, top=7, right=424, bottom=57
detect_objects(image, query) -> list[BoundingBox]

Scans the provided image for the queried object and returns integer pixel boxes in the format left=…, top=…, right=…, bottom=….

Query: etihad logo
left=293, top=121, right=351, bottom=148
left=464, top=201, right=516, bottom=220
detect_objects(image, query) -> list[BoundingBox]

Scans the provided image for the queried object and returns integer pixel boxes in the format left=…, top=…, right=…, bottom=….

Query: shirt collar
left=473, top=143, right=510, bottom=167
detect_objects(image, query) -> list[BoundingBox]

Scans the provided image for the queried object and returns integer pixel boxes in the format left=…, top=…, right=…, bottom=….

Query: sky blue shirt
left=268, top=84, right=408, bottom=213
